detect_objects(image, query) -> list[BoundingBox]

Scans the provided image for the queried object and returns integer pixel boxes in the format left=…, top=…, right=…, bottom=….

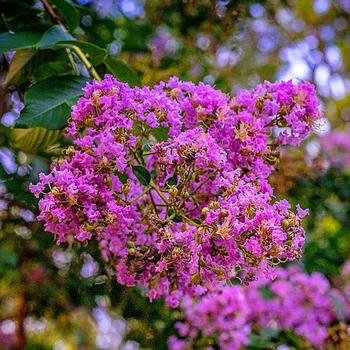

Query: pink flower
left=31, top=75, right=322, bottom=305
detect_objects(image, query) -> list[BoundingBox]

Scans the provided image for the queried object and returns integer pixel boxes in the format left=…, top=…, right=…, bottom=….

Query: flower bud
left=209, top=201, right=220, bottom=210
left=122, top=181, right=130, bottom=194
left=201, top=207, right=209, bottom=216
left=219, top=209, right=228, bottom=218
left=168, top=186, right=178, bottom=198
left=105, top=213, right=115, bottom=224
left=65, top=146, right=75, bottom=157
left=191, top=272, right=201, bottom=285
left=51, top=187, right=61, bottom=196
left=128, top=248, right=136, bottom=256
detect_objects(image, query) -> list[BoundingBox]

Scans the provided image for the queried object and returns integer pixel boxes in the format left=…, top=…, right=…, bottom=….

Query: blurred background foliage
left=0, top=0, right=349, bottom=349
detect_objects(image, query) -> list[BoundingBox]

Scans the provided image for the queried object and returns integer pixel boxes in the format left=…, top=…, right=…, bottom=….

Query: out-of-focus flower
left=170, top=264, right=350, bottom=349
left=149, top=27, right=179, bottom=63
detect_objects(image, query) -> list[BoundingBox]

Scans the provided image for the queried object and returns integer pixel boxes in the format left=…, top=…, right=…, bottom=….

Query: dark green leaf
left=116, top=172, right=129, bottom=184
left=259, top=285, right=275, bottom=300
left=0, top=164, right=9, bottom=181
left=16, top=75, right=88, bottom=129
left=247, top=334, right=277, bottom=349
left=142, top=140, right=151, bottom=152
left=121, top=20, right=153, bottom=52
left=37, top=25, right=73, bottom=49
left=259, top=327, right=281, bottom=339
left=151, top=126, right=169, bottom=142
left=168, top=209, right=182, bottom=223
left=150, top=170, right=157, bottom=179
left=34, top=60, right=72, bottom=81
left=132, top=165, right=151, bottom=186
left=50, top=0, right=80, bottom=31
left=166, top=173, right=178, bottom=186
left=104, top=55, right=141, bottom=87
left=0, top=31, right=42, bottom=54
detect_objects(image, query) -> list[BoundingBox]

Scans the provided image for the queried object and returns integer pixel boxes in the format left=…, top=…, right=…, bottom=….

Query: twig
left=180, top=214, right=200, bottom=227
left=71, top=45, right=101, bottom=81
left=66, top=48, right=79, bottom=75
left=129, top=187, right=151, bottom=203
left=150, top=180, right=169, bottom=205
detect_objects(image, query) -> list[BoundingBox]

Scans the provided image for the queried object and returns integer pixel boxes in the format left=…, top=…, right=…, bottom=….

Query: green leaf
left=0, top=164, right=9, bottom=181
left=0, top=31, right=42, bottom=54
left=16, top=75, right=88, bottom=129
left=37, top=26, right=107, bottom=65
left=166, top=172, right=178, bottom=186
left=247, top=334, right=277, bottom=349
left=104, top=55, right=140, bottom=87
left=56, top=40, right=106, bottom=65
left=9, top=128, right=62, bottom=153
left=37, top=25, right=73, bottom=49
left=116, top=172, right=129, bottom=184
left=151, top=126, right=169, bottom=142
left=132, top=165, right=151, bottom=186
left=50, top=0, right=80, bottom=31
left=3, top=49, right=36, bottom=86
left=34, top=60, right=72, bottom=81
left=259, top=285, right=276, bottom=300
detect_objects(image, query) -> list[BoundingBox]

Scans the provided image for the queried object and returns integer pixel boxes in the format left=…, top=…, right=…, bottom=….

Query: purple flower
left=31, top=75, right=322, bottom=305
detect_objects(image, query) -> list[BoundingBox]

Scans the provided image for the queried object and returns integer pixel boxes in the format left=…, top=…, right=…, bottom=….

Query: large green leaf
left=56, top=40, right=106, bottom=65
left=37, top=25, right=73, bottom=49
left=50, top=0, right=80, bottom=31
left=38, top=26, right=106, bottom=65
left=34, top=60, right=73, bottom=81
left=0, top=31, right=42, bottom=54
left=9, top=128, right=62, bottom=153
left=3, top=49, right=36, bottom=86
left=104, top=55, right=141, bottom=87
left=16, top=75, right=88, bottom=129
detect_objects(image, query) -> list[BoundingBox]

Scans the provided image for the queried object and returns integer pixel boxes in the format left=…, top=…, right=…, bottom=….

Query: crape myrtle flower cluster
left=31, top=75, right=322, bottom=306
left=169, top=265, right=350, bottom=350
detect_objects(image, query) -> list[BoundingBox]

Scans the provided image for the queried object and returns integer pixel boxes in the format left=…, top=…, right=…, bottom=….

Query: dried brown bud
left=105, top=213, right=115, bottom=224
